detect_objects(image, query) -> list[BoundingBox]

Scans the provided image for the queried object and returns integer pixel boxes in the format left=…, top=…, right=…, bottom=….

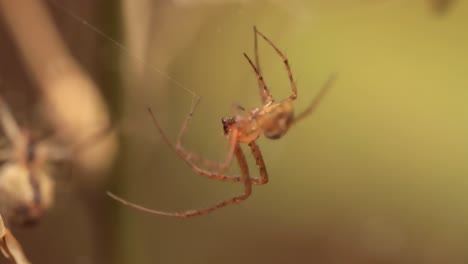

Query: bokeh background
left=1, top=0, right=468, bottom=263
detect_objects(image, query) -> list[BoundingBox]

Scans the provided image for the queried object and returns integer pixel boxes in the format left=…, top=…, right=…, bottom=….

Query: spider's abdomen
left=263, top=112, right=294, bottom=139
left=258, top=100, right=294, bottom=140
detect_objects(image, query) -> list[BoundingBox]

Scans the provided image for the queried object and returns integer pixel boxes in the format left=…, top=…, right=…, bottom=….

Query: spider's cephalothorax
left=108, top=26, right=335, bottom=218
left=221, top=117, right=235, bottom=136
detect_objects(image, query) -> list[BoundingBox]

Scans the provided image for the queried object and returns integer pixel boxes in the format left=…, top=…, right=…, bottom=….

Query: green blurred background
left=2, top=0, right=468, bottom=263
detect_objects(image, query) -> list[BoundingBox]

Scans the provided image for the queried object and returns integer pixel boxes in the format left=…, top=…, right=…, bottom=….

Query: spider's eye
left=221, top=117, right=235, bottom=136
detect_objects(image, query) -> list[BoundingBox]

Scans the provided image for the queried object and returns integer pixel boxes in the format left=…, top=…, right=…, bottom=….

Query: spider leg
left=248, top=141, right=269, bottom=185
left=231, top=103, right=246, bottom=115
left=67, top=122, right=114, bottom=157
left=148, top=100, right=239, bottom=181
left=0, top=232, right=16, bottom=263
left=253, top=26, right=273, bottom=105
left=293, top=73, right=337, bottom=125
left=107, top=142, right=252, bottom=218
left=254, top=28, right=297, bottom=100
left=174, top=97, right=236, bottom=173
left=243, top=53, right=274, bottom=106
left=0, top=95, right=20, bottom=142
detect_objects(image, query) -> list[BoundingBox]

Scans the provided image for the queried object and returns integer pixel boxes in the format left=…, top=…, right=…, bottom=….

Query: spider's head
left=221, top=117, right=235, bottom=136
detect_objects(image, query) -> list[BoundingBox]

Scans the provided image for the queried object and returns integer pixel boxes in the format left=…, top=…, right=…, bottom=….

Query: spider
left=108, top=26, right=336, bottom=218
left=0, top=94, right=111, bottom=226
left=0, top=96, right=57, bottom=226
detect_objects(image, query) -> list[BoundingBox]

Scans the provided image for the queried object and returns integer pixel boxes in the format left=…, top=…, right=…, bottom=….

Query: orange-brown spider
left=108, top=26, right=336, bottom=218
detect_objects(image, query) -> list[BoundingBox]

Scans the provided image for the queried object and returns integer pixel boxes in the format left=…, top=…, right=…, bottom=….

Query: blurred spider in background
left=0, top=96, right=63, bottom=226
left=0, top=93, right=114, bottom=226
left=108, top=26, right=336, bottom=218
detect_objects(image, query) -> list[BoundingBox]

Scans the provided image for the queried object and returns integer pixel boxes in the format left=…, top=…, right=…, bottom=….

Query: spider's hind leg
left=293, top=73, right=337, bottom=125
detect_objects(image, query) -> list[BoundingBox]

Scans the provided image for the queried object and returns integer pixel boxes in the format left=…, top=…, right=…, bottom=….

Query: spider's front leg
left=172, top=97, right=235, bottom=172
left=108, top=142, right=253, bottom=218
left=148, top=103, right=240, bottom=182
left=248, top=141, right=268, bottom=185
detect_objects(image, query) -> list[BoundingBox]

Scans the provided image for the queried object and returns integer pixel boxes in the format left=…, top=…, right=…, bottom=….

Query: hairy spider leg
left=143, top=97, right=235, bottom=175
left=254, top=28, right=297, bottom=100
left=243, top=51, right=274, bottom=106
left=253, top=26, right=273, bottom=105
left=144, top=98, right=239, bottom=182
left=248, top=141, right=268, bottom=185
left=107, top=141, right=253, bottom=218
left=174, top=97, right=236, bottom=173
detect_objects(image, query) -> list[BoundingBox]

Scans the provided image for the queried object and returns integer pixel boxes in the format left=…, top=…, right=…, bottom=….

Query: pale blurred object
left=0, top=214, right=31, bottom=264
left=0, top=0, right=118, bottom=187
left=0, top=164, right=55, bottom=226
left=0, top=215, right=3, bottom=240
left=0, top=96, right=56, bottom=225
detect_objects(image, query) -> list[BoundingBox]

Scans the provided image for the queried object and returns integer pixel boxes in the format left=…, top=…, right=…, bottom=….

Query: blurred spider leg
left=253, top=26, right=273, bottom=104
left=248, top=141, right=269, bottom=185
left=0, top=214, right=31, bottom=263
left=0, top=96, right=20, bottom=142
left=0, top=238, right=15, bottom=264
left=148, top=106, right=240, bottom=182
left=107, top=142, right=252, bottom=218
left=293, top=73, right=337, bottom=125
left=45, top=121, right=116, bottom=162
left=231, top=103, right=245, bottom=115
left=243, top=53, right=274, bottom=105
left=255, top=28, right=297, bottom=100
left=0, top=138, right=10, bottom=161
